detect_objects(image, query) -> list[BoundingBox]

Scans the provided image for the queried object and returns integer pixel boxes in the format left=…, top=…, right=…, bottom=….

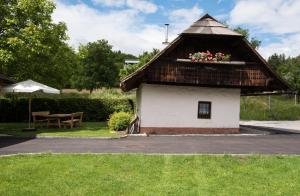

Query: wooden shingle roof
left=182, top=14, right=242, bottom=36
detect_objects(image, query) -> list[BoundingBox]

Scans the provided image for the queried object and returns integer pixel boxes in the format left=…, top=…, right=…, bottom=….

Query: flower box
left=189, top=50, right=231, bottom=62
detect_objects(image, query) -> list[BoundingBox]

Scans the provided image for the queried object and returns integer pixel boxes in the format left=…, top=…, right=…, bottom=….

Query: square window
left=198, top=101, right=211, bottom=119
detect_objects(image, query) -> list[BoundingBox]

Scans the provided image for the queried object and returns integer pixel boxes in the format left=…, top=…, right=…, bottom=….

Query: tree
left=234, top=27, right=261, bottom=49
left=221, top=21, right=262, bottom=49
left=119, top=48, right=159, bottom=79
left=0, top=0, right=77, bottom=88
left=285, top=57, right=300, bottom=93
left=267, top=53, right=286, bottom=72
left=268, top=54, right=300, bottom=93
left=72, top=40, right=119, bottom=93
left=113, top=50, right=137, bottom=71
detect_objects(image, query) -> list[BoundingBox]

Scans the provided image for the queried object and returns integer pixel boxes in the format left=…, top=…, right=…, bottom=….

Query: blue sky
left=52, top=0, right=300, bottom=58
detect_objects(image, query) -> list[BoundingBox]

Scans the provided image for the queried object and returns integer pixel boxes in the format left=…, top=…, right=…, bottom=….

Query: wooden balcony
left=146, top=61, right=269, bottom=87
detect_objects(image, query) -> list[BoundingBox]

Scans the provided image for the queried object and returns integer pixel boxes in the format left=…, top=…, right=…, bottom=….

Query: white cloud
left=52, top=2, right=206, bottom=55
left=215, top=13, right=228, bottom=21
left=127, top=0, right=157, bottom=14
left=229, top=0, right=300, bottom=34
left=168, top=5, right=203, bottom=35
left=92, top=0, right=125, bottom=7
left=92, top=0, right=158, bottom=13
left=52, top=1, right=164, bottom=55
left=229, top=0, right=300, bottom=57
left=259, top=33, right=300, bottom=58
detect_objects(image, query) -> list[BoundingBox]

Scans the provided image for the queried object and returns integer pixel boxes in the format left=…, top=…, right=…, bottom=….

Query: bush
left=108, top=112, right=132, bottom=131
left=0, top=98, right=133, bottom=122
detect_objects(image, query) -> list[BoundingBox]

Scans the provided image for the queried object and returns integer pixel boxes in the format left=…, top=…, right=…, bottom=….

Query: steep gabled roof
left=120, top=14, right=292, bottom=94
left=182, top=14, right=242, bottom=36
left=120, top=14, right=242, bottom=90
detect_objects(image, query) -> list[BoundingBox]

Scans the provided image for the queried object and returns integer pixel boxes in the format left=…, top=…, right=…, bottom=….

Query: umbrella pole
left=22, top=96, right=36, bottom=131
left=28, top=97, right=31, bottom=128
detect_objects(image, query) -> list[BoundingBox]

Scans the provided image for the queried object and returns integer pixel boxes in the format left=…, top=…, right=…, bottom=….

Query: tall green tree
left=0, top=0, right=77, bottom=88
left=119, top=48, right=159, bottom=79
left=72, top=40, right=119, bottom=93
left=267, top=53, right=286, bottom=73
left=268, top=54, right=300, bottom=92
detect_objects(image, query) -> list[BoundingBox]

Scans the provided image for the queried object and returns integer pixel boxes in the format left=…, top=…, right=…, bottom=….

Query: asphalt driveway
left=1, top=134, right=300, bottom=155
left=240, top=120, right=300, bottom=133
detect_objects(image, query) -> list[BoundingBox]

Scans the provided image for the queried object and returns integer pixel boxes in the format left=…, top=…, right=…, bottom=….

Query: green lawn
left=0, top=122, right=120, bottom=138
left=0, top=154, right=299, bottom=195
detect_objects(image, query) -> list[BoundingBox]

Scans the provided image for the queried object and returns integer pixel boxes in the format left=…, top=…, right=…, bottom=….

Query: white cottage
left=121, top=14, right=291, bottom=134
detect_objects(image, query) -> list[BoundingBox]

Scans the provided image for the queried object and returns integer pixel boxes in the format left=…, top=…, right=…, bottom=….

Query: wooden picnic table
left=43, top=114, right=72, bottom=128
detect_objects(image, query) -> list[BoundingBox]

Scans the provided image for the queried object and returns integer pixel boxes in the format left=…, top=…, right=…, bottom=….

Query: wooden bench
left=62, top=112, right=83, bottom=128
left=32, top=111, right=50, bottom=128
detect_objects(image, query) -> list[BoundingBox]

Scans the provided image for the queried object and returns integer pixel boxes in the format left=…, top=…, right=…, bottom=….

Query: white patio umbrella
left=2, top=79, right=60, bottom=131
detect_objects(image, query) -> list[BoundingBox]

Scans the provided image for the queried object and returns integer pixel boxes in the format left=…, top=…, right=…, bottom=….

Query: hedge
left=0, top=98, right=134, bottom=122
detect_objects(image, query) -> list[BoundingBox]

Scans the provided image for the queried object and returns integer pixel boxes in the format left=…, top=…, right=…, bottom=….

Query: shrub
left=108, top=112, right=132, bottom=131
left=0, top=98, right=134, bottom=122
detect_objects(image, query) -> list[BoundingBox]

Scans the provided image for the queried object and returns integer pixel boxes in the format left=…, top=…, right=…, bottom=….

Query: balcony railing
left=146, top=61, right=269, bottom=87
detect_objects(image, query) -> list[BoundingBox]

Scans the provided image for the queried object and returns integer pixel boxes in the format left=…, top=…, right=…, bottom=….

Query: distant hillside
left=240, top=95, right=300, bottom=120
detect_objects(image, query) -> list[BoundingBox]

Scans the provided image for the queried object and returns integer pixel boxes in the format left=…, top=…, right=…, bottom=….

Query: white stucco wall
left=136, top=84, right=240, bottom=128
left=136, top=86, right=142, bottom=118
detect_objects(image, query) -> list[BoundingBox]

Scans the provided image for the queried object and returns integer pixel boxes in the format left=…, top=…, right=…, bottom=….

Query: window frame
left=197, top=101, right=211, bottom=119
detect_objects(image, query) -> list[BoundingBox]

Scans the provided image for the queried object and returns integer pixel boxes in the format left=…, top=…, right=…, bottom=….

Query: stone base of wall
left=140, top=127, right=240, bottom=134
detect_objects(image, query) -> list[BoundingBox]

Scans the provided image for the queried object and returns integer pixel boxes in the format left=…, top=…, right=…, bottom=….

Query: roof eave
left=241, top=37, right=293, bottom=92
left=120, top=36, right=183, bottom=91
left=180, top=32, right=244, bottom=37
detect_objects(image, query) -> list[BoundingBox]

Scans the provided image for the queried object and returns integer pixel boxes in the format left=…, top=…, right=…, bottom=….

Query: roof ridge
left=182, top=13, right=242, bottom=36
left=197, top=13, right=218, bottom=22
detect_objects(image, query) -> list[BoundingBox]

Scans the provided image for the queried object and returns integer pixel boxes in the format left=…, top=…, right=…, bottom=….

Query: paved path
left=240, top=121, right=300, bottom=133
left=1, top=134, right=300, bottom=155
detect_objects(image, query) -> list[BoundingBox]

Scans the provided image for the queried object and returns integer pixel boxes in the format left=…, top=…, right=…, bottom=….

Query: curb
left=127, top=132, right=266, bottom=137
left=240, top=125, right=300, bottom=134
left=127, top=133, right=148, bottom=137
left=146, top=133, right=267, bottom=137
left=1, top=152, right=300, bottom=157
left=0, top=134, right=128, bottom=140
